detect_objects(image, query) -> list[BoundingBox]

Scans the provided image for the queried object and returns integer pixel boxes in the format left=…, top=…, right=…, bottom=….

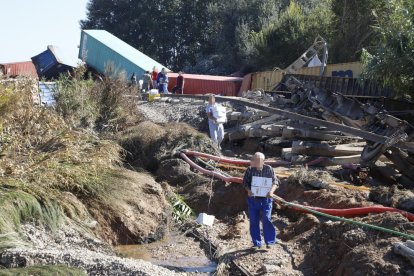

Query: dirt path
left=196, top=215, right=302, bottom=275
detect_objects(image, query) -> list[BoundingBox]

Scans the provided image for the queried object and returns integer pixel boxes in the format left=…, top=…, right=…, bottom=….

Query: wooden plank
left=291, top=141, right=363, bottom=157
left=282, top=126, right=354, bottom=141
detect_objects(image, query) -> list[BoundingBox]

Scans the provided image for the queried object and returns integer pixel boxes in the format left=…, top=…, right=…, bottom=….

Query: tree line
left=81, top=0, right=414, bottom=97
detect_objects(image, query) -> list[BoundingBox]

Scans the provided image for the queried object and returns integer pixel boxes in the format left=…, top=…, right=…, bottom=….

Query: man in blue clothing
left=157, top=68, right=169, bottom=93
left=243, top=152, right=278, bottom=250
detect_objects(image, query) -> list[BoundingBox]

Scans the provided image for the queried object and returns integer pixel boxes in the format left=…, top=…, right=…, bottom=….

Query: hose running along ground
left=272, top=195, right=414, bottom=240
left=180, top=151, right=414, bottom=223
left=184, top=150, right=291, bottom=167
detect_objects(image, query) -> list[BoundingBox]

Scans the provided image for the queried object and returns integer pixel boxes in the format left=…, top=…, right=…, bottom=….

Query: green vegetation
left=170, top=193, right=195, bottom=223
left=82, top=0, right=413, bottom=97
left=361, top=0, right=414, bottom=98
left=0, top=265, right=86, bottom=276
left=252, top=1, right=333, bottom=69
left=55, top=66, right=139, bottom=130
left=0, top=71, right=141, bottom=250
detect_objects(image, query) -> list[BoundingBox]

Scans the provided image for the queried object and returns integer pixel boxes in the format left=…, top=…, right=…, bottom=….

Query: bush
left=55, top=66, right=97, bottom=127
left=361, top=0, right=414, bottom=98
left=0, top=79, right=123, bottom=249
left=55, top=65, right=140, bottom=131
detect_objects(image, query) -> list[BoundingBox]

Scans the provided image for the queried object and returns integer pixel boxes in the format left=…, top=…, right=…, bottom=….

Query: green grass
left=0, top=79, right=127, bottom=250
left=0, top=189, right=63, bottom=250
left=0, top=265, right=86, bottom=276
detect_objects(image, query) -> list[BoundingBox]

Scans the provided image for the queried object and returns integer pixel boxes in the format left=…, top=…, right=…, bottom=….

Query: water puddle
left=116, top=230, right=217, bottom=274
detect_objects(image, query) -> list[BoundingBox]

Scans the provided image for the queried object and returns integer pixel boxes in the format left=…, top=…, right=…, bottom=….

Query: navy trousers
left=247, top=196, right=276, bottom=246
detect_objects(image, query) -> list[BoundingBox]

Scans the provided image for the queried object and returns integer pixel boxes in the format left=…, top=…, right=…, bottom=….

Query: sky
left=0, top=0, right=89, bottom=66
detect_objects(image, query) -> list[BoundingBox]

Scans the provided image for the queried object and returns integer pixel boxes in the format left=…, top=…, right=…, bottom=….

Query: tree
left=361, top=0, right=414, bottom=98
left=251, top=1, right=333, bottom=69
left=190, top=0, right=284, bottom=74
left=329, top=0, right=388, bottom=63
left=81, top=0, right=213, bottom=72
left=81, top=0, right=337, bottom=75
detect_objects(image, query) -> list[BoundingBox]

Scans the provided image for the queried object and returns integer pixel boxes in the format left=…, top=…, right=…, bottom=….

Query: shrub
left=55, top=65, right=140, bottom=131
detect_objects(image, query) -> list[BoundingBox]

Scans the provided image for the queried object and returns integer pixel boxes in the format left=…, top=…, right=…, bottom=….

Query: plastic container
left=196, top=213, right=215, bottom=226
left=148, top=93, right=160, bottom=102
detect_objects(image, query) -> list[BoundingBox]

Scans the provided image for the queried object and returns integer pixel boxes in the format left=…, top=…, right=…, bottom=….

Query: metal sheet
left=38, top=81, right=56, bottom=106
left=251, top=70, right=284, bottom=91
left=79, top=30, right=169, bottom=80
left=31, top=46, right=73, bottom=79
left=237, top=73, right=252, bottom=96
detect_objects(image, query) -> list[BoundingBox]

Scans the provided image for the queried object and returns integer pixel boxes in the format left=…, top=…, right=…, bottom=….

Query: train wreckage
left=161, top=76, right=414, bottom=187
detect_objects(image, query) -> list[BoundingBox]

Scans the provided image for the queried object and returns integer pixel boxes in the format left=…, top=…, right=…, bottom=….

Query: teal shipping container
left=79, top=30, right=169, bottom=79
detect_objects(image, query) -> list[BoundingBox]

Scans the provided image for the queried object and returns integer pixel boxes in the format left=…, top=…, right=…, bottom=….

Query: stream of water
left=116, top=230, right=217, bottom=274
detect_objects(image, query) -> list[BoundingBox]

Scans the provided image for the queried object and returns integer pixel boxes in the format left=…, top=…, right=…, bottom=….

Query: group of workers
left=205, top=94, right=278, bottom=250
left=130, top=67, right=184, bottom=94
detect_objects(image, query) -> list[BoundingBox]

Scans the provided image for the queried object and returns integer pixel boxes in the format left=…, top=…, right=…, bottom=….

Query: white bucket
left=196, top=213, right=215, bottom=226
left=149, top=89, right=159, bottom=95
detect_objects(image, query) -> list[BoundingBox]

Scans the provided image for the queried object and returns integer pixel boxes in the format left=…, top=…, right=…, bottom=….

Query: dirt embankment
left=0, top=82, right=181, bottom=275
left=287, top=212, right=414, bottom=275
left=86, top=169, right=170, bottom=245
left=119, top=121, right=248, bottom=219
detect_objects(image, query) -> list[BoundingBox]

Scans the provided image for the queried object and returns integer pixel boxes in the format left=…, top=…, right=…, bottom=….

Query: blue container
left=31, top=46, right=73, bottom=80
left=79, top=30, right=169, bottom=80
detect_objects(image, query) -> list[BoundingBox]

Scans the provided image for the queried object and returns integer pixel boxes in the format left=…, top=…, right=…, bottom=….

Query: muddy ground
left=130, top=99, right=414, bottom=276
left=5, top=98, right=413, bottom=275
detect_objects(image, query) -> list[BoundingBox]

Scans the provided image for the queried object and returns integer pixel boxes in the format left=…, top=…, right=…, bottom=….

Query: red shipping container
left=0, top=61, right=38, bottom=78
left=167, top=73, right=243, bottom=96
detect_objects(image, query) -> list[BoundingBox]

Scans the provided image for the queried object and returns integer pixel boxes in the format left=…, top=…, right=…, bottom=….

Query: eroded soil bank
left=131, top=100, right=414, bottom=276
left=3, top=98, right=414, bottom=276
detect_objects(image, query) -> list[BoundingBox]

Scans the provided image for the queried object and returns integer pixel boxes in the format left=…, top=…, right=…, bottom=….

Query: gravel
left=137, top=100, right=208, bottom=131
left=0, top=223, right=183, bottom=276
left=1, top=248, right=181, bottom=276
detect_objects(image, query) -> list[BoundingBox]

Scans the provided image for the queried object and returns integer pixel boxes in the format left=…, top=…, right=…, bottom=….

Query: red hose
left=294, top=205, right=414, bottom=222
left=180, top=152, right=414, bottom=222
left=183, top=150, right=291, bottom=167
left=180, top=152, right=243, bottom=183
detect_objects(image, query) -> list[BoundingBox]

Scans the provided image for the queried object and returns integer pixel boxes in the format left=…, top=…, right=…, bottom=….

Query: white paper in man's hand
left=251, top=176, right=272, bottom=197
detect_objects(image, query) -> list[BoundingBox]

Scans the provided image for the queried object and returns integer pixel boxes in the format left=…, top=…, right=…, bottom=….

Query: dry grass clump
left=0, top=81, right=123, bottom=249
left=54, top=66, right=141, bottom=131
left=0, top=81, right=121, bottom=197
left=287, top=168, right=332, bottom=189
left=119, top=122, right=219, bottom=171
